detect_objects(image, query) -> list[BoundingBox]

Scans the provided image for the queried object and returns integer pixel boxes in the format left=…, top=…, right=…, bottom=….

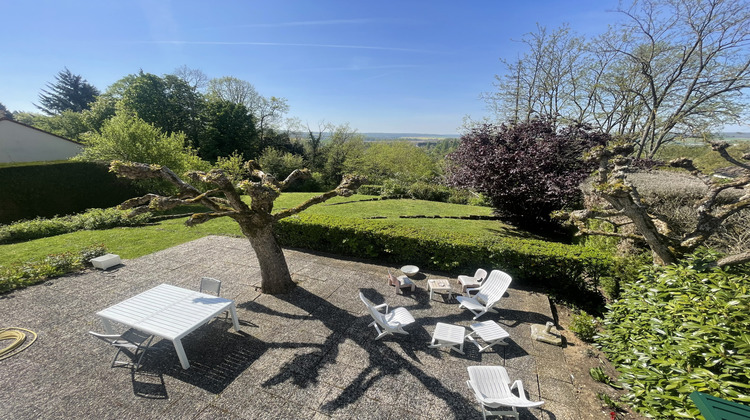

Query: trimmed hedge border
left=0, top=161, right=144, bottom=224
left=276, top=214, right=612, bottom=291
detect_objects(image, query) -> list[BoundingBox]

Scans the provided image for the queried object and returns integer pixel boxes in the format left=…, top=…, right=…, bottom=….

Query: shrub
left=407, top=182, right=451, bottom=202
left=597, top=257, right=750, bottom=418
left=0, top=207, right=151, bottom=244
left=569, top=310, right=598, bottom=342
left=357, top=184, right=383, bottom=196
left=0, top=244, right=107, bottom=293
left=380, top=179, right=409, bottom=199
left=275, top=214, right=612, bottom=295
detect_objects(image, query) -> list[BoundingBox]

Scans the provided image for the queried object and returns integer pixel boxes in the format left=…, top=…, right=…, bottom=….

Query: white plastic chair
left=199, top=277, right=222, bottom=296
left=458, top=268, right=488, bottom=292
left=456, top=270, right=512, bottom=319
left=199, top=277, right=228, bottom=320
left=467, top=366, right=545, bottom=420
left=387, top=269, right=415, bottom=294
left=88, top=329, right=154, bottom=370
left=359, top=291, right=415, bottom=340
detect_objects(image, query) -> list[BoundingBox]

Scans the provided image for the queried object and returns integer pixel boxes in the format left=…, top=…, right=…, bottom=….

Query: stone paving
left=0, top=235, right=581, bottom=419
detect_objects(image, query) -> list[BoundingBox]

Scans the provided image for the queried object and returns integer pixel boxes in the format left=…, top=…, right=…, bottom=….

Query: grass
left=654, top=142, right=750, bottom=173
left=0, top=194, right=514, bottom=266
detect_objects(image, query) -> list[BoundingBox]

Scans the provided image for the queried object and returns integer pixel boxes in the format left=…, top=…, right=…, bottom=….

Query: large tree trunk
left=244, top=222, right=295, bottom=294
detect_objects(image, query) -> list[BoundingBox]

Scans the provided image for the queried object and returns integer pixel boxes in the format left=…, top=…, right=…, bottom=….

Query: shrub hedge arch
left=275, top=214, right=612, bottom=290
left=597, top=259, right=750, bottom=419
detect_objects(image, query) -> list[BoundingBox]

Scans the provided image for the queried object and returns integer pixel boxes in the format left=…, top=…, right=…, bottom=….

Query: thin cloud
left=147, top=40, right=434, bottom=53
left=235, top=19, right=375, bottom=28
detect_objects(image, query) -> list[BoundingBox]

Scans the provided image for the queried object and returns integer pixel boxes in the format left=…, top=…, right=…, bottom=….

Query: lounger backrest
left=476, top=270, right=512, bottom=307
left=360, top=291, right=391, bottom=329
left=467, top=366, right=513, bottom=400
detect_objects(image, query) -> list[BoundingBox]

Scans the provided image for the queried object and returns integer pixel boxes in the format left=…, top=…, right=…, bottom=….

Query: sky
left=1, top=0, right=626, bottom=134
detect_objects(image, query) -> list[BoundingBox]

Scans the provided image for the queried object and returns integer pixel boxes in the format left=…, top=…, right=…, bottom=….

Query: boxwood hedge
left=275, top=214, right=612, bottom=290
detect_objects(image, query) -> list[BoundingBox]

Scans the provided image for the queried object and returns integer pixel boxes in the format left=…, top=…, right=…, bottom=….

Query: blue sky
left=1, top=0, right=621, bottom=134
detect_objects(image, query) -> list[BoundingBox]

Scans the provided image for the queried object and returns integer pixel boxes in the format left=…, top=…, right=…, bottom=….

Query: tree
left=446, top=119, right=606, bottom=231
left=35, top=68, right=100, bottom=115
left=604, top=0, right=750, bottom=158
left=110, top=161, right=362, bottom=294
left=197, top=100, right=259, bottom=161
left=486, top=0, right=750, bottom=158
left=13, top=110, right=89, bottom=141
left=304, top=121, right=331, bottom=172
left=118, top=72, right=205, bottom=141
left=207, top=76, right=290, bottom=145
left=562, top=141, right=750, bottom=267
left=257, top=147, right=305, bottom=180
left=0, top=102, right=13, bottom=120
left=75, top=110, right=206, bottom=176
left=321, top=123, right=365, bottom=186
left=355, top=142, right=438, bottom=184
left=173, top=65, right=209, bottom=92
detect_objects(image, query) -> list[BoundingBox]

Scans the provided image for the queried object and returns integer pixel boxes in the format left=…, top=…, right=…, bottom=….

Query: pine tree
left=0, top=102, right=12, bottom=119
left=35, top=68, right=100, bottom=115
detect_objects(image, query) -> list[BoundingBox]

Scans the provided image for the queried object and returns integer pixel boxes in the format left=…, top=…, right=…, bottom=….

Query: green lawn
left=0, top=194, right=520, bottom=266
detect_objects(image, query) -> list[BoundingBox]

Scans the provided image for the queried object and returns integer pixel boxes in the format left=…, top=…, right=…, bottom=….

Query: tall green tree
left=198, top=100, right=259, bottom=161
left=0, top=102, right=13, bottom=119
left=355, top=142, right=438, bottom=184
left=35, top=68, right=100, bottom=115
left=118, top=72, right=204, bottom=141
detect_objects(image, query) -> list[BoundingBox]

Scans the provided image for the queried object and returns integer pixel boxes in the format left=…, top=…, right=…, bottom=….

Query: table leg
left=229, top=304, right=241, bottom=331
left=100, top=318, right=115, bottom=334
left=173, top=339, right=191, bottom=369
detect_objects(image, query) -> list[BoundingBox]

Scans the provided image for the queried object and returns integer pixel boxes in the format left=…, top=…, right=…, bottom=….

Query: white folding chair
left=88, top=329, right=154, bottom=370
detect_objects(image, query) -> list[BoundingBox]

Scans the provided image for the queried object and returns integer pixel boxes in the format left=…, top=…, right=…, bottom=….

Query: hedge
left=597, top=256, right=750, bottom=419
left=0, top=161, right=144, bottom=224
left=275, top=214, right=612, bottom=291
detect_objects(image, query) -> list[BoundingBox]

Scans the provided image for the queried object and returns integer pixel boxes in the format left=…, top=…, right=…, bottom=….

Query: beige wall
left=0, top=119, right=82, bottom=163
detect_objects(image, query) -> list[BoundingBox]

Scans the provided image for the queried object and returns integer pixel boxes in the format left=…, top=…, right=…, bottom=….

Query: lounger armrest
left=373, top=302, right=389, bottom=312
left=465, top=286, right=480, bottom=296
left=511, top=379, right=525, bottom=397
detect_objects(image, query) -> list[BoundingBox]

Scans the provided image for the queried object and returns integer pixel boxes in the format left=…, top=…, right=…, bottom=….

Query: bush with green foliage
left=357, top=184, right=382, bottom=196
left=257, top=147, right=305, bottom=180
left=597, top=254, right=750, bottom=418
left=0, top=207, right=151, bottom=244
left=0, top=244, right=107, bottom=293
left=276, top=214, right=612, bottom=292
left=569, top=310, right=598, bottom=342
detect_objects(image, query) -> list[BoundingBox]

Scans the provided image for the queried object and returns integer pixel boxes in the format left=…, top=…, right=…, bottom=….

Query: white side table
left=429, top=322, right=465, bottom=354
left=427, top=279, right=453, bottom=301
left=465, top=320, right=510, bottom=352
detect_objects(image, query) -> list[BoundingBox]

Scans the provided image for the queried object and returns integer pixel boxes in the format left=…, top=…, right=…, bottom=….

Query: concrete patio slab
left=0, top=235, right=582, bottom=419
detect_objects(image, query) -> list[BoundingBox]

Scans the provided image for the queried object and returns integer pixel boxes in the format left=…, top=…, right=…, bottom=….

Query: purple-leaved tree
left=446, top=119, right=607, bottom=231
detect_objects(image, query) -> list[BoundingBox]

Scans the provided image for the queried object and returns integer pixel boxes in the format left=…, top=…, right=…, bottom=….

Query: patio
left=0, top=235, right=582, bottom=419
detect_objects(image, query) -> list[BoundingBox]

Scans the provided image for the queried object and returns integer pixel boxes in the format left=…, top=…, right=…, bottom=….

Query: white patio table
left=96, top=283, right=241, bottom=369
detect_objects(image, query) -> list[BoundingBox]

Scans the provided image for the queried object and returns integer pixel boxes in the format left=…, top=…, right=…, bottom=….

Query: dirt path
left=555, top=304, right=648, bottom=420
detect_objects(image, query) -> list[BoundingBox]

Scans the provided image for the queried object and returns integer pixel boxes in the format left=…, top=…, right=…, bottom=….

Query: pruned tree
left=35, top=67, right=100, bottom=115
left=110, top=160, right=363, bottom=294
left=562, top=141, right=750, bottom=267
